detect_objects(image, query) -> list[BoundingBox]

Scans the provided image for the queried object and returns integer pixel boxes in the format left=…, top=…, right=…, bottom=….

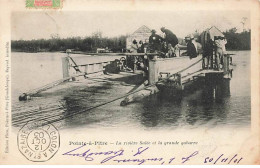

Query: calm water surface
left=11, top=51, right=251, bottom=130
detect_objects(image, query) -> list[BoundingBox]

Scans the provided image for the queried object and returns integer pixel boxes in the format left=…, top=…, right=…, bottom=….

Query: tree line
left=11, top=32, right=127, bottom=53
left=11, top=28, right=250, bottom=52
left=223, top=28, right=250, bottom=50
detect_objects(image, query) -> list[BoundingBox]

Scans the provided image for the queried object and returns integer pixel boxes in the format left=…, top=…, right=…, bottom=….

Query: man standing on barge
left=161, top=27, right=179, bottom=48
left=161, top=27, right=179, bottom=57
left=149, top=29, right=163, bottom=52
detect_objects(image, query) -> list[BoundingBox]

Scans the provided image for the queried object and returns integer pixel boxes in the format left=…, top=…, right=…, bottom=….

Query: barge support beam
left=148, top=57, right=159, bottom=85
left=62, top=57, right=70, bottom=78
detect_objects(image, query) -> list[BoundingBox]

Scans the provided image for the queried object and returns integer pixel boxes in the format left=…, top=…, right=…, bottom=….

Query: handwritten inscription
left=63, top=145, right=243, bottom=165
left=204, top=154, right=243, bottom=164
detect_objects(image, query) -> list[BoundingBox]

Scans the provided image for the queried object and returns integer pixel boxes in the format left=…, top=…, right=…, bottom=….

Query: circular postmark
left=17, top=120, right=60, bottom=162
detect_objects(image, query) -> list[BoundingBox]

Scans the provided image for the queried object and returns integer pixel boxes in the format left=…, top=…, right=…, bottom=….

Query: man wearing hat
left=161, top=27, right=179, bottom=48
left=185, top=34, right=197, bottom=59
left=149, top=29, right=163, bottom=52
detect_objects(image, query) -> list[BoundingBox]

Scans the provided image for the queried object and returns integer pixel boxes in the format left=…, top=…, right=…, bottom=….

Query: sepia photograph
left=0, top=0, right=259, bottom=165
left=11, top=11, right=251, bottom=130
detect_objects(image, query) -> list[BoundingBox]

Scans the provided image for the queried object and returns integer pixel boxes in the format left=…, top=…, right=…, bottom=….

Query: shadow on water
left=139, top=76, right=232, bottom=128
left=58, top=83, right=114, bottom=127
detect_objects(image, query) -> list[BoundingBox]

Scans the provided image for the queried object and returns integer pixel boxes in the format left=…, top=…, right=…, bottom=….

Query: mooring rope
left=175, top=57, right=204, bottom=74
left=22, top=73, right=85, bottom=96
left=12, top=78, right=122, bottom=124
left=13, top=83, right=157, bottom=127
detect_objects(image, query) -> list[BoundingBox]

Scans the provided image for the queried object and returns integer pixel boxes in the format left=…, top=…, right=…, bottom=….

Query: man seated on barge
left=185, top=35, right=198, bottom=59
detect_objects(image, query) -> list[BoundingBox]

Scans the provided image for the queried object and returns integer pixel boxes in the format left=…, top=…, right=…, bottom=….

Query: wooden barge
left=19, top=51, right=233, bottom=103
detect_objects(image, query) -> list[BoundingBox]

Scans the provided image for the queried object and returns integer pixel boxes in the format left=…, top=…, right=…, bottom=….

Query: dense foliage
left=11, top=32, right=127, bottom=53
left=223, top=28, right=251, bottom=50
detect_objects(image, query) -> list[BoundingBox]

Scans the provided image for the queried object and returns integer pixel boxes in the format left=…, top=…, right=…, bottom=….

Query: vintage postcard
left=0, top=0, right=259, bottom=165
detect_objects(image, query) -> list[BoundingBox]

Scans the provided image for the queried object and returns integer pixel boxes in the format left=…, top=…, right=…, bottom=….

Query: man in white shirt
left=215, top=36, right=227, bottom=70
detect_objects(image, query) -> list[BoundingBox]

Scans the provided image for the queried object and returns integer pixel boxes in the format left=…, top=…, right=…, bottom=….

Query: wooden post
left=177, top=73, right=182, bottom=89
left=211, top=50, right=214, bottom=69
left=85, top=64, right=89, bottom=75
left=223, top=55, right=228, bottom=75
left=133, top=56, right=137, bottom=73
left=62, top=57, right=70, bottom=78
left=148, top=58, right=159, bottom=85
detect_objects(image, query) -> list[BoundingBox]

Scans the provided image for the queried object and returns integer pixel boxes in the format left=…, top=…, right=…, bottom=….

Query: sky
left=11, top=10, right=250, bottom=40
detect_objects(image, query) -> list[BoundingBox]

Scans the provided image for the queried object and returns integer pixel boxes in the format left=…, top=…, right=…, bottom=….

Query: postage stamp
left=17, top=120, right=60, bottom=162
left=26, top=0, right=62, bottom=9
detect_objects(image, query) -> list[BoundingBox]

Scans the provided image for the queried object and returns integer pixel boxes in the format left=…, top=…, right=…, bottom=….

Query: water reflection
left=139, top=77, right=232, bottom=128
left=140, top=94, right=182, bottom=127
left=61, top=84, right=113, bottom=127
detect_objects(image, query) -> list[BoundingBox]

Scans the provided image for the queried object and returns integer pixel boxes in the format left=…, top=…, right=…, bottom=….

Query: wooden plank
left=125, top=53, right=158, bottom=56
left=70, top=55, right=124, bottom=66
left=155, top=56, right=203, bottom=78
left=181, top=71, right=204, bottom=83
left=201, top=69, right=224, bottom=73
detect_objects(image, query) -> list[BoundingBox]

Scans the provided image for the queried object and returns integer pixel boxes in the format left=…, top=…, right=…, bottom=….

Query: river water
left=11, top=51, right=251, bottom=130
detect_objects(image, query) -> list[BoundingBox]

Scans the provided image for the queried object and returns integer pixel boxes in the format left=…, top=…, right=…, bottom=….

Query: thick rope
left=14, top=83, right=157, bottom=127
left=175, top=58, right=203, bottom=74
left=22, top=73, right=85, bottom=96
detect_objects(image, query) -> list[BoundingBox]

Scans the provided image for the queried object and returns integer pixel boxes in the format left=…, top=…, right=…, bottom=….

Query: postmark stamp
left=26, top=0, right=62, bottom=9
left=17, top=120, right=60, bottom=162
